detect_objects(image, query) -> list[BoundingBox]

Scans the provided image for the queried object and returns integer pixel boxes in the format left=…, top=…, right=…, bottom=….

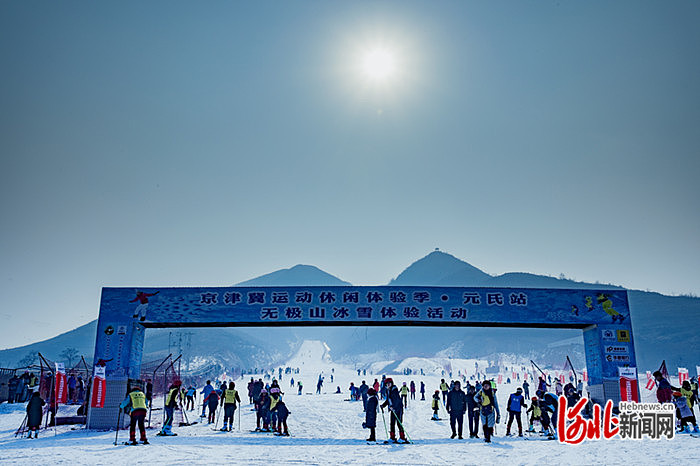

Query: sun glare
left=362, top=47, right=396, bottom=82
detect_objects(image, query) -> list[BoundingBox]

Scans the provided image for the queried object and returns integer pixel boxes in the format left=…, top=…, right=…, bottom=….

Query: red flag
left=55, top=363, right=67, bottom=404
left=618, top=367, right=639, bottom=402
left=645, top=371, right=655, bottom=390
left=91, top=365, right=106, bottom=408
left=498, top=374, right=503, bottom=384
left=658, top=360, right=669, bottom=379
left=678, top=368, right=689, bottom=383
left=560, top=374, right=565, bottom=384
left=582, top=369, right=588, bottom=382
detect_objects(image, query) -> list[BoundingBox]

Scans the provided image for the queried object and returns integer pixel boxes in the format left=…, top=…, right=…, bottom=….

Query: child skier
left=272, top=397, right=290, bottom=436
left=269, top=388, right=282, bottom=432
left=673, top=391, right=699, bottom=433
left=254, top=389, right=269, bottom=431
left=526, top=397, right=541, bottom=432
left=431, top=390, right=441, bottom=420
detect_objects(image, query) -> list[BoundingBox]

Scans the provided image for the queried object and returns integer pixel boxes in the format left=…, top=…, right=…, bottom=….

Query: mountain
left=2, top=251, right=697, bottom=373
left=236, top=264, right=351, bottom=287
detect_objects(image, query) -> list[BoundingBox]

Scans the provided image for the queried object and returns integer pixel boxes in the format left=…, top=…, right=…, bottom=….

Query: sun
left=361, top=47, right=396, bottom=82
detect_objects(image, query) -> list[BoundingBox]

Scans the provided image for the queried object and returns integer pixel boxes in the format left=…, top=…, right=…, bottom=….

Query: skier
left=373, top=379, right=380, bottom=396
left=316, top=375, right=324, bottom=394
left=506, top=387, right=526, bottom=437
left=201, top=380, right=214, bottom=417
left=252, top=378, right=264, bottom=405
left=537, top=376, right=548, bottom=393
left=364, top=388, right=378, bottom=442
left=475, top=380, right=500, bottom=443
left=220, top=382, right=241, bottom=431
left=359, top=380, right=369, bottom=411
left=297, top=381, right=303, bottom=395
left=25, top=391, right=45, bottom=439
left=400, top=382, right=409, bottom=408
left=446, top=380, right=467, bottom=439
left=466, top=384, right=479, bottom=438
left=681, top=380, right=697, bottom=415
left=522, top=380, right=530, bottom=399
left=145, top=379, right=153, bottom=408
left=254, top=389, right=269, bottom=431
left=271, top=397, right=290, bottom=436
left=420, top=381, right=426, bottom=401
left=380, top=378, right=407, bottom=443
left=248, top=378, right=255, bottom=404
left=440, top=379, right=449, bottom=405
left=203, top=386, right=220, bottom=424
left=536, top=389, right=559, bottom=435
left=119, top=385, right=149, bottom=445
left=673, top=391, right=699, bottom=433
left=185, top=385, right=196, bottom=411
left=159, top=380, right=181, bottom=436
left=269, top=388, right=282, bottom=432
left=431, top=390, right=441, bottom=420
left=526, top=397, right=542, bottom=432
left=410, top=381, right=416, bottom=400
left=555, top=379, right=563, bottom=396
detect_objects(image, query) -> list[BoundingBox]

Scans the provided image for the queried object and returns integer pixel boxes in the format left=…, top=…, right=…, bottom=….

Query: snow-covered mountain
left=1, top=251, right=698, bottom=372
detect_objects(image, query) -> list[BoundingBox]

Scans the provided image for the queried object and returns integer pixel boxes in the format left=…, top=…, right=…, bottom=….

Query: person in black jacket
left=364, top=388, right=378, bottom=441
left=26, top=391, right=45, bottom=438
left=446, top=380, right=467, bottom=439
left=466, top=384, right=480, bottom=438
left=380, top=378, right=407, bottom=443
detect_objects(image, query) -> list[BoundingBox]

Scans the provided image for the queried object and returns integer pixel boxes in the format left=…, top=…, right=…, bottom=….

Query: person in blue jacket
left=200, top=380, right=214, bottom=418
left=506, top=387, right=526, bottom=437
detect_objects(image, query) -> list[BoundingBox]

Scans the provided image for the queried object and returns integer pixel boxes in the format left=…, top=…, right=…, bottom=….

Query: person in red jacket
left=129, top=290, right=159, bottom=321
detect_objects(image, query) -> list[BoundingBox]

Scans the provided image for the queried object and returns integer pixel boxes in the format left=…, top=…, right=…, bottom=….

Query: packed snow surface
left=1, top=341, right=698, bottom=465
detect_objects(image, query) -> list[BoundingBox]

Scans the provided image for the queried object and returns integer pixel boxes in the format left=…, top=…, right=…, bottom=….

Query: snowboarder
left=446, top=380, right=467, bottom=439
left=506, top=387, right=526, bottom=437
left=475, top=380, right=500, bottom=443
left=129, top=290, right=159, bottom=321
left=364, top=388, right=378, bottom=441
left=220, top=382, right=241, bottom=431
left=119, top=386, right=149, bottom=445
left=380, top=378, right=407, bottom=443
left=25, top=391, right=45, bottom=438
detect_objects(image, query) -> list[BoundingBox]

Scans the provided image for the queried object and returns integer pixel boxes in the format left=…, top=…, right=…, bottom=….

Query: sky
left=1, top=0, right=699, bottom=350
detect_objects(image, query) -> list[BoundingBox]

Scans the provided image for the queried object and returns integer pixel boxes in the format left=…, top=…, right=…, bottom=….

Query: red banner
left=582, top=370, right=588, bottom=382
left=91, top=365, right=106, bottom=408
left=678, top=368, right=689, bottom=383
left=55, top=363, right=67, bottom=404
left=644, top=371, right=655, bottom=390
left=560, top=374, right=565, bottom=384
left=498, top=374, right=503, bottom=384
left=618, top=367, right=639, bottom=402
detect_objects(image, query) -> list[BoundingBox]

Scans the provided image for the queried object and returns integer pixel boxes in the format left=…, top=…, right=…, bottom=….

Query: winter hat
left=403, top=382, right=407, bottom=386
left=516, top=387, right=522, bottom=392
left=434, top=390, right=440, bottom=395
left=261, top=389, right=268, bottom=394
left=385, top=378, right=393, bottom=385
left=367, top=388, right=376, bottom=396
left=271, top=387, right=280, bottom=394
left=672, top=391, right=682, bottom=397
left=531, top=397, right=538, bottom=401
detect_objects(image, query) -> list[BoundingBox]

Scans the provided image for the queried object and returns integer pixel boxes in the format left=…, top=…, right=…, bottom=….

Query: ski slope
left=0, top=341, right=698, bottom=465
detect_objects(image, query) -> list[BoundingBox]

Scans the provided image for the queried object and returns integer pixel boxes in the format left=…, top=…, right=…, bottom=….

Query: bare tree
left=60, top=347, right=80, bottom=368
left=17, top=352, right=37, bottom=368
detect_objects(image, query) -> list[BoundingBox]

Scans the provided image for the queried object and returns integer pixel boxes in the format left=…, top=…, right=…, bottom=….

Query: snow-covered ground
left=0, top=341, right=698, bottom=465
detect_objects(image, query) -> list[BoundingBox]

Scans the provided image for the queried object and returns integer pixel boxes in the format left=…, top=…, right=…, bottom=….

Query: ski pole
left=15, top=414, right=28, bottom=438
left=390, top=408, right=413, bottom=444
left=113, top=409, right=122, bottom=445
left=238, top=403, right=241, bottom=431
left=214, top=404, right=221, bottom=429
left=380, top=408, right=389, bottom=441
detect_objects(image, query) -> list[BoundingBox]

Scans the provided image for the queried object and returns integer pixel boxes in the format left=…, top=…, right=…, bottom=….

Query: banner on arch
left=618, top=367, right=639, bottom=402
left=91, top=365, right=106, bottom=408
left=55, top=363, right=67, bottom=404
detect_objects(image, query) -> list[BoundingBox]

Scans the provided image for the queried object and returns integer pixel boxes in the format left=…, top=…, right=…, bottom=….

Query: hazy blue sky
left=1, top=1, right=699, bottom=349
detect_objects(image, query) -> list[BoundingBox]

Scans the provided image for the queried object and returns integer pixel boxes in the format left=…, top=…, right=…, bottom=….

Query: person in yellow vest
left=119, top=386, right=149, bottom=445
left=440, top=379, right=449, bottom=405
left=220, top=381, right=241, bottom=431
left=269, top=387, right=283, bottom=432
left=400, top=382, right=409, bottom=408
left=431, top=390, right=441, bottom=420
left=159, top=380, right=182, bottom=436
